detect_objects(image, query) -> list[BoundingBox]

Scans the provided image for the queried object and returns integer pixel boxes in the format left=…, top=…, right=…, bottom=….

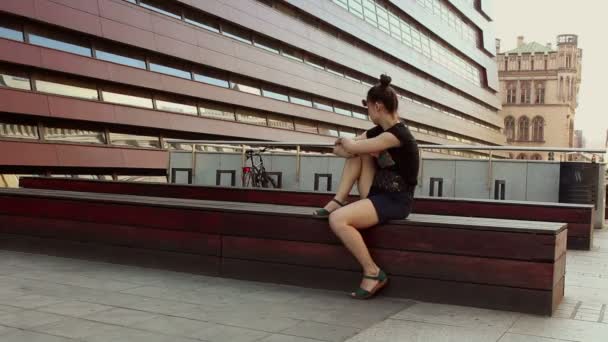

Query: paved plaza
left=0, top=230, right=606, bottom=341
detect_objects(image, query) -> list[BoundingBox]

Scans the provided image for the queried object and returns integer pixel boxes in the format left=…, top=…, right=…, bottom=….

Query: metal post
left=191, top=145, right=197, bottom=185
left=296, top=145, right=301, bottom=186
left=487, top=151, right=493, bottom=191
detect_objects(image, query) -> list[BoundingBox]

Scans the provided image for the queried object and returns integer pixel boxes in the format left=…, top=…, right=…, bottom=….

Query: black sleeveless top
left=366, top=122, right=420, bottom=193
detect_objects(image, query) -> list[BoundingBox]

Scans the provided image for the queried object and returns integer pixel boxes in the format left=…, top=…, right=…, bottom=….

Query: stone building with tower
left=496, top=35, right=582, bottom=160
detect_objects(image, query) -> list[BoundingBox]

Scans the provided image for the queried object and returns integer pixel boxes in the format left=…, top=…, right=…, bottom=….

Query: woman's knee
left=329, top=210, right=347, bottom=231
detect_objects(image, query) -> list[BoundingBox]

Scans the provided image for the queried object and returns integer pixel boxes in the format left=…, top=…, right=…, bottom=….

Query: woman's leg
left=323, top=154, right=376, bottom=212
left=329, top=199, right=382, bottom=294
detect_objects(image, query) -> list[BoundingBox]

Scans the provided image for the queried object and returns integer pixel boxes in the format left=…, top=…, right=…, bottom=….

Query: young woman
left=313, top=74, right=420, bottom=299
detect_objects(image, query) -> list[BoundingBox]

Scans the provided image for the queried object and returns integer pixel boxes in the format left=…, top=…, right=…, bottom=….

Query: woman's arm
left=340, top=132, right=400, bottom=155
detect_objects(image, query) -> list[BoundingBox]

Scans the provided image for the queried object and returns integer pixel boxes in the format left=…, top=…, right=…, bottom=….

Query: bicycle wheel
left=260, top=174, right=278, bottom=188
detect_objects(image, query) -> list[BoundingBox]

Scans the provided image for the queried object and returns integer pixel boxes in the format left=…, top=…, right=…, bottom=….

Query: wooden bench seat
left=0, top=187, right=566, bottom=315
left=19, top=177, right=594, bottom=250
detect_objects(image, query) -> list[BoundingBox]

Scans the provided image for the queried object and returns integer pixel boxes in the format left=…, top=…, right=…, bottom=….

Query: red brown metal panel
left=150, top=14, right=198, bottom=46
left=41, top=48, right=111, bottom=81
left=0, top=0, right=36, bottom=17
left=120, top=148, right=169, bottom=170
left=45, top=0, right=100, bottom=15
left=34, top=0, right=102, bottom=36
left=54, top=144, right=127, bottom=168
left=0, top=89, right=50, bottom=117
left=221, top=258, right=557, bottom=315
left=112, top=105, right=172, bottom=129
left=0, top=214, right=221, bottom=255
left=106, top=62, right=164, bottom=91
left=0, top=39, right=43, bottom=68
left=0, top=141, right=59, bottom=166
left=99, top=17, right=156, bottom=51
left=222, top=236, right=560, bottom=290
left=48, top=95, right=117, bottom=123
left=98, top=0, right=154, bottom=31
left=154, top=34, right=200, bottom=64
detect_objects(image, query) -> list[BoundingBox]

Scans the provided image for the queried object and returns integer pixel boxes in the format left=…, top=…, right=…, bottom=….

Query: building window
left=531, top=154, right=542, bottom=161
left=516, top=153, right=527, bottom=160
left=0, top=23, right=24, bottom=42
left=267, top=114, right=295, bottom=130
left=261, top=86, right=289, bottom=102
left=139, top=0, right=182, bottom=20
left=35, top=77, right=99, bottom=100
left=312, top=98, right=333, bottom=112
left=294, top=118, right=318, bottom=134
left=28, top=30, right=92, bottom=57
left=235, top=109, right=267, bottom=126
left=199, top=102, right=235, bottom=121
left=0, top=121, right=39, bottom=140
left=95, top=46, right=146, bottom=69
left=0, top=71, right=31, bottom=91
left=289, top=92, right=313, bottom=107
left=253, top=35, right=280, bottom=54
left=535, top=83, right=545, bottom=104
left=149, top=59, right=191, bottom=79
left=193, top=69, right=229, bottom=88
left=154, top=98, right=197, bottom=115
left=230, top=77, right=261, bottom=96
left=506, top=83, right=516, bottom=104
left=44, top=126, right=106, bottom=144
left=333, top=105, right=352, bottom=117
left=531, top=116, right=544, bottom=142
left=109, top=132, right=161, bottom=148
left=185, top=12, right=220, bottom=33
left=520, top=82, right=531, bottom=104
left=518, top=116, right=530, bottom=141
left=318, top=123, right=339, bottom=137
left=504, top=116, right=515, bottom=141
left=101, top=89, right=153, bottom=109
left=221, top=24, right=252, bottom=44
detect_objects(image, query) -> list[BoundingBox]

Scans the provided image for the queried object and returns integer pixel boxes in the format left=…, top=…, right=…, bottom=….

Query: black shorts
left=367, top=186, right=414, bottom=224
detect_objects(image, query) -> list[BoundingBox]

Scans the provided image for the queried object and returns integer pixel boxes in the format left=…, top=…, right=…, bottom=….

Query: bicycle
left=242, top=148, right=278, bottom=188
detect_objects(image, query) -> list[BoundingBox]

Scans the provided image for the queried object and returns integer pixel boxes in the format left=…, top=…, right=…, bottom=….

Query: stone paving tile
left=133, top=315, right=270, bottom=341
left=498, top=332, right=577, bottom=341
left=31, top=317, right=119, bottom=339
left=0, top=330, right=77, bottom=342
left=0, top=309, right=66, bottom=329
left=281, top=320, right=361, bottom=342
left=0, top=324, right=18, bottom=336
left=345, top=319, right=505, bottom=342
left=83, top=326, right=201, bottom=342
left=509, top=315, right=608, bottom=342
left=257, top=334, right=325, bottom=342
left=0, top=294, right=64, bottom=309
left=0, top=304, right=23, bottom=315
left=391, top=302, right=520, bottom=330
left=82, top=307, right=160, bottom=326
left=37, top=300, right=114, bottom=317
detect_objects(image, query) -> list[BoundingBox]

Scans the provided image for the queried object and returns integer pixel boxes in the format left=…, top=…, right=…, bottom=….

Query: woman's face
left=364, top=99, right=382, bottom=124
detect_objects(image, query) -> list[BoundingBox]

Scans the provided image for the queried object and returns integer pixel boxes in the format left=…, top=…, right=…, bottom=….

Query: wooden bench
left=20, top=177, right=594, bottom=250
left=0, top=187, right=566, bottom=315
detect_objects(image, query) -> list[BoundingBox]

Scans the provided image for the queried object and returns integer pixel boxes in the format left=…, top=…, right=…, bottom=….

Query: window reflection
left=318, top=124, right=339, bottom=137
left=236, top=109, right=267, bottom=126
left=149, top=63, right=191, bottom=79
left=230, top=78, right=261, bottom=96
left=199, top=102, right=235, bottom=121
left=109, top=132, right=160, bottom=148
left=313, top=99, right=333, bottom=112
left=193, top=70, right=229, bottom=88
left=294, top=119, right=319, bottom=134
left=117, top=175, right=168, bottom=183
left=289, top=93, right=313, bottom=107
left=221, top=24, right=251, bottom=44
left=0, top=122, right=39, bottom=139
left=28, top=33, right=92, bottom=57
left=334, top=106, right=352, bottom=117
left=95, top=49, right=146, bottom=69
left=253, top=36, right=280, bottom=54
left=139, top=0, right=181, bottom=19
left=0, top=25, right=24, bottom=42
left=102, top=91, right=153, bottom=108
left=185, top=13, right=220, bottom=33
left=0, top=73, right=31, bottom=90
left=267, top=114, right=295, bottom=130
left=35, top=80, right=99, bottom=100
left=262, top=87, right=289, bottom=102
left=44, top=126, right=106, bottom=144
left=155, top=99, right=197, bottom=115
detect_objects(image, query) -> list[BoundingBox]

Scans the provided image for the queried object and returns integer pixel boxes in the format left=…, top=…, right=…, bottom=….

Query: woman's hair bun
left=379, top=74, right=392, bottom=87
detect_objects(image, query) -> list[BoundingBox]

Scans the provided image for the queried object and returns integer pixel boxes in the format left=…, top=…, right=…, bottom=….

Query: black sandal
left=313, top=198, right=347, bottom=217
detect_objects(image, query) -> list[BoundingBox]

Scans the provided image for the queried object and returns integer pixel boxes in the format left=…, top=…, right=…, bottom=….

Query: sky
left=492, top=0, right=608, bottom=148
